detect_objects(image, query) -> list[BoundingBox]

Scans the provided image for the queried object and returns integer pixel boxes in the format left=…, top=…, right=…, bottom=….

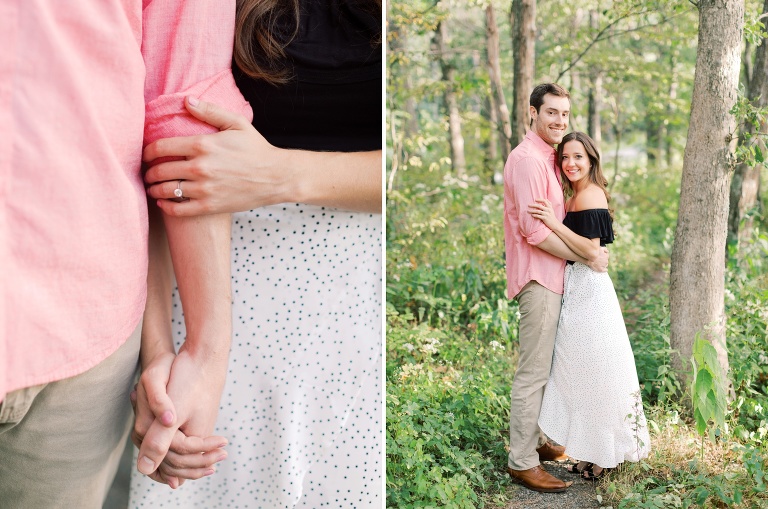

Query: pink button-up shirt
left=503, top=130, right=566, bottom=299
left=0, top=1, right=252, bottom=401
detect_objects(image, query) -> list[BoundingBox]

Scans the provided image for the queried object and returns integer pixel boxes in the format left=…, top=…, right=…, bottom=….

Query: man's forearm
left=163, top=212, right=232, bottom=360
left=536, top=232, right=589, bottom=264
left=142, top=201, right=176, bottom=366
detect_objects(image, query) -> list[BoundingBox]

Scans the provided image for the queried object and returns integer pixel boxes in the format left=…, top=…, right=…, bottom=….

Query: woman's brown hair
left=557, top=131, right=614, bottom=219
left=234, top=0, right=382, bottom=85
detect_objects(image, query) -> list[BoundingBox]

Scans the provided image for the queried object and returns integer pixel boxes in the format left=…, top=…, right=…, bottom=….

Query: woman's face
left=560, top=140, right=590, bottom=184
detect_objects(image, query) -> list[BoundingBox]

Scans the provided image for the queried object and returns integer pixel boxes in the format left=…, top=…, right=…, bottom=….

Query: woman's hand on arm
left=144, top=98, right=382, bottom=216
left=528, top=198, right=602, bottom=262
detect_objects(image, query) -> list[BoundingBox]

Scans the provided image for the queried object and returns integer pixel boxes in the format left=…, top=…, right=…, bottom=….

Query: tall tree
left=510, top=0, right=536, bottom=146
left=486, top=2, right=513, bottom=157
left=728, top=0, right=768, bottom=247
left=670, top=0, right=744, bottom=387
left=435, top=20, right=467, bottom=176
left=587, top=10, right=603, bottom=148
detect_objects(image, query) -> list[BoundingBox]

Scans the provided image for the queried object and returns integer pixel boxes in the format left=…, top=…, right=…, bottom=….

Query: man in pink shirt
left=503, top=83, right=608, bottom=492
left=0, top=2, right=251, bottom=506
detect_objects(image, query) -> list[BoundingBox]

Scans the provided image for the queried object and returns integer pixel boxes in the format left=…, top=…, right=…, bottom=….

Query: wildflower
left=489, top=340, right=505, bottom=351
left=399, top=363, right=422, bottom=380
left=403, top=343, right=414, bottom=352
left=420, top=337, right=441, bottom=355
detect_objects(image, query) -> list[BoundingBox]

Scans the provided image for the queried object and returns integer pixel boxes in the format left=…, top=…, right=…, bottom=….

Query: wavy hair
left=556, top=131, right=614, bottom=219
left=234, top=0, right=382, bottom=85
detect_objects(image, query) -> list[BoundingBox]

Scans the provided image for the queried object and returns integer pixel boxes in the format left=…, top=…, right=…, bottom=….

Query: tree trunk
left=645, top=114, right=661, bottom=167
left=727, top=0, right=767, bottom=247
left=670, top=0, right=744, bottom=390
left=486, top=3, right=513, bottom=156
left=435, top=21, right=467, bottom=176
left=743, top=39, right=753, bottom=94
left=510, top=0, right=536, bottom=146
left=487, top=94, right=500, bottom=174
left=586, top=10, right=603, bottom=146
left=665, top=51, right=679, bottom=168
left=388, top=23, right=418, bottom=136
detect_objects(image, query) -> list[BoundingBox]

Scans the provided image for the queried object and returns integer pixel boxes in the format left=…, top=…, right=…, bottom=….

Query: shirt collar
left=525, top=129, right=556, bottom=160
left=526, top=129, right=560, bottom=183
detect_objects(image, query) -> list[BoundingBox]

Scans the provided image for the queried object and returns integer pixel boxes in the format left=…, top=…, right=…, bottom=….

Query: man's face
left=530, top=94, right=570, bottom=146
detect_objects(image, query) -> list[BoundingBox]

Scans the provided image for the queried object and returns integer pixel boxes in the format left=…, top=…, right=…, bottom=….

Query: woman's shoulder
left=570, top=184, right=608, bottom=212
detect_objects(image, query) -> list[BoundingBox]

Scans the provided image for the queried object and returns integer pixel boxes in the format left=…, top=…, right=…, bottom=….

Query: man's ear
left=529, top=105, right=537, bottom=121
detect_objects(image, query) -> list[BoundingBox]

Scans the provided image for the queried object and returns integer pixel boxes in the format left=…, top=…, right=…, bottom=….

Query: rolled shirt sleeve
left=141, top=0, right=253, bottom=146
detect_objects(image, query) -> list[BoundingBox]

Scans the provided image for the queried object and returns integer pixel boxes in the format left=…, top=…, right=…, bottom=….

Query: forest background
left=386, top=0, right=768, bottom=507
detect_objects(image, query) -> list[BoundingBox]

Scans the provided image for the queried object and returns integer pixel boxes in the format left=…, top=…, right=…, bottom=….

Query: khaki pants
left=0, top=322, right=141, bottom=509
left=508, top=281, right=562, bottom=470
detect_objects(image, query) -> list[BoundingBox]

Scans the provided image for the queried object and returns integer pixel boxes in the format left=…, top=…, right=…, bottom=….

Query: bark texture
left=510, top=0, right=536, bottom=146
left=727, top=0, right=767, bottom=247
left=670, top=0, right=744, bottom=387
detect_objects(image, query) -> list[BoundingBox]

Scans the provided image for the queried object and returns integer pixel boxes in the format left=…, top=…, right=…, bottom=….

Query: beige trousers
left=0, top=322, right=141, bottom=509
left=508, top=280, right=562, bottom=470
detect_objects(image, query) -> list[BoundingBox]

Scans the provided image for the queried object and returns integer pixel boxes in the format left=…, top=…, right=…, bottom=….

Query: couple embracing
left=503, top=83, right=651, bottom=492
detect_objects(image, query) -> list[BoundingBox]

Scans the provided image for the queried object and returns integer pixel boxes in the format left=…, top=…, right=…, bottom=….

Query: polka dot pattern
left=129, top=204, right=382, bottom=508
left=538, top=263, right=651, bottom=469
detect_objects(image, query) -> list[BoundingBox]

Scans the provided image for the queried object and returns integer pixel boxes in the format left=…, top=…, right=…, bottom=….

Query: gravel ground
left=505, top=461, right=605, bottom=509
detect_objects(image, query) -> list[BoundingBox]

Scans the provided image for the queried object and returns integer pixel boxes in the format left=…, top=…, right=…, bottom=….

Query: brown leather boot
left=507, top=465, right=573, bottom=493
left=537, top=441, right=569, bottom=462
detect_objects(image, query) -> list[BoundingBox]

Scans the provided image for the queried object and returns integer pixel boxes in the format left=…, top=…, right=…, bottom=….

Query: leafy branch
left=555, top=9, right=685, bottom=82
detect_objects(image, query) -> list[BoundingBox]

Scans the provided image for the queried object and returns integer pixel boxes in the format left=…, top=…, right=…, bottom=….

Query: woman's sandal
left=566, top=461, right=592, bottom=474
left=582, top=466, right=611, bottom=481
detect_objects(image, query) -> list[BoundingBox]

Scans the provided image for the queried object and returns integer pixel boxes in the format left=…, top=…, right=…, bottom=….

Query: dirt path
left=505, top=461, right=605, bottom=509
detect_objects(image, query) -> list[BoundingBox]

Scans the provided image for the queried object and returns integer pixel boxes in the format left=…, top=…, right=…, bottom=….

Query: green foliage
left=627, top=290, right=683, bottom=406
left=731, top=92, right=768, bottom=167
left=726, top=228, right=768, bottom=437
left=744, top=1, right=768, bottom=45
left=610, top=446, right=768, bottom=508
left=386, top=178, right=517, bottom=507
left=689, top=336, right=728, bottom=450
left=387, top=317, right=514, bottom=507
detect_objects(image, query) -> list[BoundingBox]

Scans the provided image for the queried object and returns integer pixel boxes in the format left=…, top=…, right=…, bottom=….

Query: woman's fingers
left=144, top=136, right=201, bottom=163
left=170, top=433, right=228, bottom=455
left=159, top=449, right=227, bottom=479
left=145, top=160, right=198, bottom=185
left=147, top=179, right=201, bottom=201
left=155, top=197, right=212, bottom=217
left=184, top=96, right=252, bottom=132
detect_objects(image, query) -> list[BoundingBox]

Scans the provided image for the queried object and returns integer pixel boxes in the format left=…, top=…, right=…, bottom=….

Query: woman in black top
left=130, top=1, right=382, bottom=507
left=528, top=132, right=650, bottom=480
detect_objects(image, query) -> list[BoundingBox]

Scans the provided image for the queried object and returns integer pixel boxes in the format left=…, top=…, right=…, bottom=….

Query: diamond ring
left=174, top=180, right=183, bottom=198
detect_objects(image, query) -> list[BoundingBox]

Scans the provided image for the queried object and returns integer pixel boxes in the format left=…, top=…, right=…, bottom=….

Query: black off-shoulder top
left=563, top=209, right=614, bottom=264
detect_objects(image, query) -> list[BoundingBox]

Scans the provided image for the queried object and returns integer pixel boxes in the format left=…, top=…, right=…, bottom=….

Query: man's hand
left=132, top=345, right=229, bottom=488
left=586, top=246, right=609, bottom=273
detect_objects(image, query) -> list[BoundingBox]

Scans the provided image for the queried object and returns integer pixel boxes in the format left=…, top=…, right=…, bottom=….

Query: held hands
left=131, top=346, right=229, bottom=488
left=528, top=199, right=560, bottom=230
left=144, top=97, right=291, bottom=216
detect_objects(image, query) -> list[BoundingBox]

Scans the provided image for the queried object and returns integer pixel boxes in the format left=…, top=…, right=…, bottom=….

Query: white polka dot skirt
left=129, top=204, right=382, bottom=508
left=538, top=263, right=651, bottom=469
